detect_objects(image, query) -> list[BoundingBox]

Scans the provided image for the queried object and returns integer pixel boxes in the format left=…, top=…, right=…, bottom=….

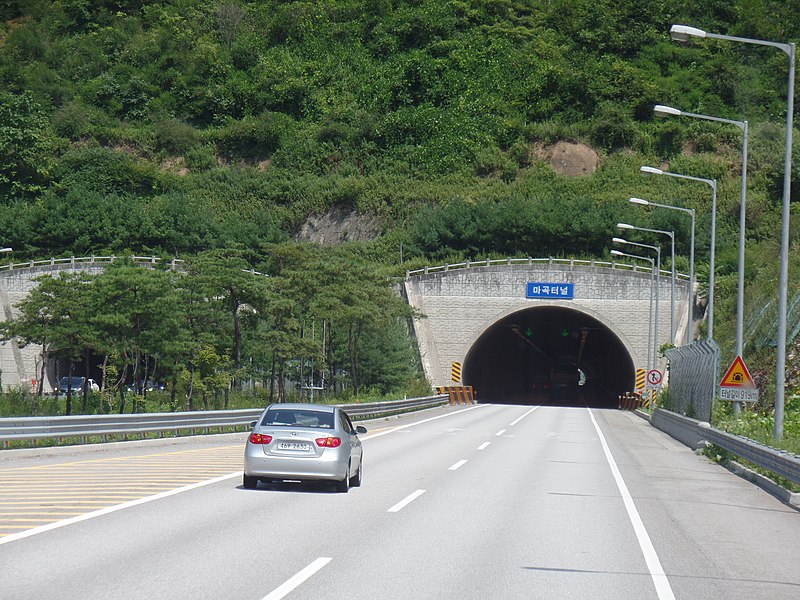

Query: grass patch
left=711, top=395, right=800, bottom=456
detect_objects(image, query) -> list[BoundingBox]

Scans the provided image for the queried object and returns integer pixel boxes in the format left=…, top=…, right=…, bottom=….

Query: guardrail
left=0, top=395, right=448, bottom=448
left=405, top=256, right=684, bottom=280
left=650, top=408, right=800, bottom=484
left=0, top=255, right=185, bottom=273
left=0, top=255, right=274, bottom=278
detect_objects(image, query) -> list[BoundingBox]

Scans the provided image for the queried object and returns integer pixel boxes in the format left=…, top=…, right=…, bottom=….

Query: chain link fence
left=745, top=291, right=800, bottom=350
left=664, top=340, right=721, bottom=422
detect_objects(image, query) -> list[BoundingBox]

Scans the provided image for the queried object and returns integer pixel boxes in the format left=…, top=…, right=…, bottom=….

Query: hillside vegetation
left=1, top=0, right=799, bottom=409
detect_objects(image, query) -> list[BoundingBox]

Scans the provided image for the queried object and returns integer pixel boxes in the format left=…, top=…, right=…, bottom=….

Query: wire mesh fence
left=745, top=291, right=800, bottom=350
left=665, top=340, right=721, bottom=422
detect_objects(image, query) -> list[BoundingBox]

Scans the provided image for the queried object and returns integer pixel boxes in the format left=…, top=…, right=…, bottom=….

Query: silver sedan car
left=243, top=403, right=366, bottom=492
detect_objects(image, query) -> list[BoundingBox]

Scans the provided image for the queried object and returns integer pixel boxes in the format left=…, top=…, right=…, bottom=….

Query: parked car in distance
left=58, top=376, right=99, bottom=394
left=127, top=380, right=166, bottom=394
left=243, top=403, right=366, bottom=493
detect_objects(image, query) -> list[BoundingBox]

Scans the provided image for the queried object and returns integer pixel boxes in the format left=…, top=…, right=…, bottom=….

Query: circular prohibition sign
left=646, top=369, right=663, bottom=386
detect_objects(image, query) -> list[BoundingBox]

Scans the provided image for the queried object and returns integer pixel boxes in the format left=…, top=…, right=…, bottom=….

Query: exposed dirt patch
left=547, top=141, right=601, bottom=176
left=161, top=156, right=189, bottom=176
left=297, top=207, right=382, bottom=245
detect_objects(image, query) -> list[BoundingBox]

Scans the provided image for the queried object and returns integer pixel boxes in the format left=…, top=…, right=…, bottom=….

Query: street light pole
left=613, top=237, right=662, bottom=365
left=617, top=223, right=676, bottom=342
left=627, top=199, right=696, bottom=344
left=611, top=250, right=656, bottom=372
left=639, top=168, right=716, bottom=339
left=670, top=23, right=795, bottom=441
left=654, top=105, right=748, bottom=359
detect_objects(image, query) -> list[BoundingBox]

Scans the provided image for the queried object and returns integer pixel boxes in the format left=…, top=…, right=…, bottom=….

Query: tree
left=217, top=3, right=246, bottom=50
left=0, top=92, right=52, bottom=200
left=0, top=271, right=96, bottom=414
left=187, top=249, right=270, bottom=390
left=91, top=260, right=181, bottom=412
left=310, top=250, right=413, bottom=398
left=170, top=268, right=229, bottom=409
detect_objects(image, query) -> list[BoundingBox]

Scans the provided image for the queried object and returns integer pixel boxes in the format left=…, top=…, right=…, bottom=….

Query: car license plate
left=278, top=442, right=311, bottom=451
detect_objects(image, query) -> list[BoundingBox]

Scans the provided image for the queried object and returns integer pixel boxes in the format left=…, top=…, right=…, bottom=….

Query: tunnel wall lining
left=405, top=263, right=688, bottom=388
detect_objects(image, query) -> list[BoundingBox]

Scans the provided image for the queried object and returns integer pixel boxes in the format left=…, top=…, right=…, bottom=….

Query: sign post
left=719, top=355, right=758, bottom=403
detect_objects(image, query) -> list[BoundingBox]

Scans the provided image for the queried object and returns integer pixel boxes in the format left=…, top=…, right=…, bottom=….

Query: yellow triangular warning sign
left=720, top=356, right=755, bottom=388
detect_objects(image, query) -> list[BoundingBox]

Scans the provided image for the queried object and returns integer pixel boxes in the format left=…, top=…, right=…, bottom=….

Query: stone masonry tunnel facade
left=404, top=259, right=690, bottom=407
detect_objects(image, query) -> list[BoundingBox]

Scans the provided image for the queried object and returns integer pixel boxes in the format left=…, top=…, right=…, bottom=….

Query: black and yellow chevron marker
left=635, top=368, right=646, bottom=391
left=451, top=361, right=462, bottom=383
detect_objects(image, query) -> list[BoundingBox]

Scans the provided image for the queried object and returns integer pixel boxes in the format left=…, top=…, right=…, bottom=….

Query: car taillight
left=249, top=433, right=273, bottom=444
left=315, top=437, right=342, bottom=448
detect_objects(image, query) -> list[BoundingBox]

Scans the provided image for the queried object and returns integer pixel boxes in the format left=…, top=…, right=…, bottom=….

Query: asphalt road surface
left=1, top=404, right=798, bottom=599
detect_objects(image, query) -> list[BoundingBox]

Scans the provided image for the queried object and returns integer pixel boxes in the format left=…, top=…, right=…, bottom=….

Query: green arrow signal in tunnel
left=561, top=328, right=569, bottom=337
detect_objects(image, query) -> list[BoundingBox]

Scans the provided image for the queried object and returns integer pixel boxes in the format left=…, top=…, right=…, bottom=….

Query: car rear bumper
left=243, top=447, right=349, bottom=481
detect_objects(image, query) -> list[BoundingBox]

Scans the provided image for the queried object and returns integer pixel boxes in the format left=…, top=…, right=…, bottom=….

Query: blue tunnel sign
left=526, top=282, right=574, bottom=300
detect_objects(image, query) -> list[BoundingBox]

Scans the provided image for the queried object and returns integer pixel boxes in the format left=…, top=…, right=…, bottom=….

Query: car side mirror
left=356, top=426, right=367, bottom=434
left=249, top=420, right=258, bottom=428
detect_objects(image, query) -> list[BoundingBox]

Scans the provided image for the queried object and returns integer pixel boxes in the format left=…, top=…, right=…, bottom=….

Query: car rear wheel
left=243, top=474, right=258, bottom=489
left=335, top=465, right=350, bottom=493
left=350, top=459, right=362, bottom=487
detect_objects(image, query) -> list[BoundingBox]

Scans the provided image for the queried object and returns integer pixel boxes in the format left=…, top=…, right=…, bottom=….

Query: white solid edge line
left=0, top=471, right=242, bottom=546
left=587, top=408, right=676, bottom=600
left=509, top=405, right=540, bottom=426
left=495, top=429, right=506, bottom=436
left=261, top=557, right=332, bottom=600
left=361, top=404, right=489, bottom=441
left=448, top=459, right=468, bottom=471
left=387, top=489, right=426, bottom=513
left=477, top=442, right=491, bottom=450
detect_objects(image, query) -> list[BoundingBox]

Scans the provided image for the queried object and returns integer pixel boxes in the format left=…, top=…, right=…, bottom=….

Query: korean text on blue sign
left=526, top=282, right=574, bottom=300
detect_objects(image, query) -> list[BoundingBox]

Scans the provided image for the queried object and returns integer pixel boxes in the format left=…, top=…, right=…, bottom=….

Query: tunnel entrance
left=463, top=307, right=634, bottom=408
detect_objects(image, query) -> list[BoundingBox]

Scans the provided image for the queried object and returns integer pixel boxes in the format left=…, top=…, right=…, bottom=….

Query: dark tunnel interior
left=463, top=307, right=635, bottom=408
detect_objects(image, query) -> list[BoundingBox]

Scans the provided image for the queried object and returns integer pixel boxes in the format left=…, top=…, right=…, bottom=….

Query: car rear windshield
left=261, top=409, right=334, bottom=429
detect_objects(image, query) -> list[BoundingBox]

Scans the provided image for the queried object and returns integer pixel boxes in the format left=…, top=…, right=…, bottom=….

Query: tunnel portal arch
left=462, top=305, right=635, bottom=407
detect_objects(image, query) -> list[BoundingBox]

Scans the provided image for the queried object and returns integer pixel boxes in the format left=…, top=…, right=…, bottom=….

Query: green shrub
left=214, top=112, right=293, bottom=160
left=184, top=143, right=218, bottom=172
left=155, top=118, right=200, bottom=154
left=52, top=102, right=93, bottom=140
left=589, top=103, right=638, bottom=151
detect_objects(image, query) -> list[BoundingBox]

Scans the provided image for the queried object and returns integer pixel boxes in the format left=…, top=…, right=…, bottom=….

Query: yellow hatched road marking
left=0, top=445, right=242, bottom=471
left=0, top=511, right=86, bottom=515
left=0, top=445, right=243, bottom=538
left=1, top=518, right=81, bottom=522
